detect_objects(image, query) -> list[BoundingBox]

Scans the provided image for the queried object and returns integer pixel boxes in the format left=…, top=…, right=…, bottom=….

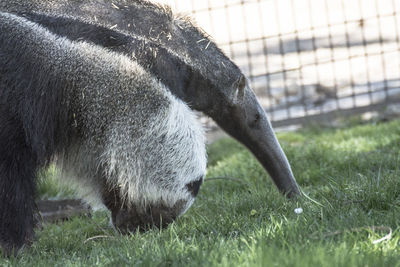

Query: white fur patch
left=102, top=88, right=206, bottom=212
left=0, top=11, right=207, bottom=216
left=57, top=92, right=207, bottom=214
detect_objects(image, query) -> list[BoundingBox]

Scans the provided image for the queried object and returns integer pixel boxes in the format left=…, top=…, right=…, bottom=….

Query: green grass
left=3, top=119, right=400, bottom=266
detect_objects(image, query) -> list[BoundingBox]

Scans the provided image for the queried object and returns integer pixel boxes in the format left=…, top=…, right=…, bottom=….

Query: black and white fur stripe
left=0, top=11, right=206, bottom=253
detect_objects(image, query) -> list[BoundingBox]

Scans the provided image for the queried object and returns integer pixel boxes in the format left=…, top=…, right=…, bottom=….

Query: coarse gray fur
left=0, top=0, right=242, bottom=112
left=0, top=0, right=302, bottom=254
left=0, top=1, right=300, bottom=200
left=0, top=11, right=206, bottom=253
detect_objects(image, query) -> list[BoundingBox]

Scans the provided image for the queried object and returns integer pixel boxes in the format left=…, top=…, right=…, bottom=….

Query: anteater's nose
left=186, top=177, right=203, bottom=197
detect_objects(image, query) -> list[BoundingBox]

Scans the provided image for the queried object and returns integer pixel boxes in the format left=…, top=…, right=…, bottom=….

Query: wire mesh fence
left=156, top=0, right=400, bottom=127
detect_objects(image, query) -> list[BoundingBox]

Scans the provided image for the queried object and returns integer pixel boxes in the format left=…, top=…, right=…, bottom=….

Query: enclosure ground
left=3, top=119, right=400, bottom=266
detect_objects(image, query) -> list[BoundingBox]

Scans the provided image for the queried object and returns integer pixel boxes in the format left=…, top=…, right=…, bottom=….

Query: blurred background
left=155, top=0, right=400, bottom=131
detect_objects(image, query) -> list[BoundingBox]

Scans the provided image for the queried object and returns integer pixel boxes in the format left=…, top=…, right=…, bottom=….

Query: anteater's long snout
left=212, top=82, right=301, bottom=198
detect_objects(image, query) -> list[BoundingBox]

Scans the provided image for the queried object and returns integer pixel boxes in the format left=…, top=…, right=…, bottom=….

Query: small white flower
left=294, top=208, right=303, bottom=214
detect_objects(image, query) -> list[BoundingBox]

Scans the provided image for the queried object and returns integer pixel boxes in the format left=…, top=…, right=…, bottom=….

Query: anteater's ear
left=232, top=74, right=246, bottom=105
